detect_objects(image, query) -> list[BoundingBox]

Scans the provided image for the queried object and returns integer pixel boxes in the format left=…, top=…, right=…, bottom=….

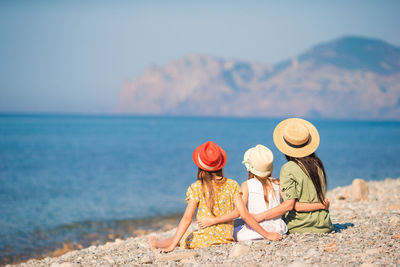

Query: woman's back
left=280, top=161, right=333, bottom=233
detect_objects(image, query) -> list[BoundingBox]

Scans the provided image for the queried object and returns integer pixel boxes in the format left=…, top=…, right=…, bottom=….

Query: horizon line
left=0, top=111, right=399, bottom=123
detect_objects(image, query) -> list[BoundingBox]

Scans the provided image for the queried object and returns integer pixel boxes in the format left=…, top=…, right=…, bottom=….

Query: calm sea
left=1, top=114, right=400, bottom=263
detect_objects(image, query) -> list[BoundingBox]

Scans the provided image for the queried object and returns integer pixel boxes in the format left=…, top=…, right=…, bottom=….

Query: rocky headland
left=115, top=36, right=400, bottom=120
left=9, top=178, right=400, bottom=267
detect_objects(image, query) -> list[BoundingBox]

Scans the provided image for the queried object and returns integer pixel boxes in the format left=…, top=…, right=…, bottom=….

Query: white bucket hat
left=242, top=144, right=274, bottom=177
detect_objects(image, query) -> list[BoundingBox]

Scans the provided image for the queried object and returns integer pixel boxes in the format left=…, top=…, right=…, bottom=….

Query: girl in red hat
left=148, top=141, right=282, bottom=252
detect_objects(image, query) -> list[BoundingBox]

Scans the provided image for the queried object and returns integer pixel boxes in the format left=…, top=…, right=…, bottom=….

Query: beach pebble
left=229, top=244, right=251, bottom=258
left=139, top=256, right=153, bottom=264
left=304, top=248, right=319, bottom=259
left=391, top=234, right=400, bottom=240
left=365, top=248, right=380, bottom=255
left=351, top=178, right=369, bottom=200
left=287, top=261, right=308, bottom=267
left=156, top=251, right=198, bottom=262
left=323, top=242, right=337, bottom=253
left=180, top=257, right=197, bottom=264
left=49, top=263, right=78, bottom=267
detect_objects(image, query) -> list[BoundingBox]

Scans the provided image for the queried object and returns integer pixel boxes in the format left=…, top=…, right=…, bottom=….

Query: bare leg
left=148, top=235, right=175, bottom=250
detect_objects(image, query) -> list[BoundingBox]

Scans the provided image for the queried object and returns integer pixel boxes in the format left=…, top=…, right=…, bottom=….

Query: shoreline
left=1, top=214, right=183, bottom=266
left=7, top=177, right=400, bottom=267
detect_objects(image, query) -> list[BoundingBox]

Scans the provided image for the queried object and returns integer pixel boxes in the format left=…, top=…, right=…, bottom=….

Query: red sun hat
left=192, top=141, right=227, bottom=171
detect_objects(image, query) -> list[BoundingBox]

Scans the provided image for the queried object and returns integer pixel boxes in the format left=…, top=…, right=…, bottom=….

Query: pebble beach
left=8, top=178, right=400, bottom=267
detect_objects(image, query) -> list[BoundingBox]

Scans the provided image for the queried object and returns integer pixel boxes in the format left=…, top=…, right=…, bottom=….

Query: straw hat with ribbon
left=242, top=144, right=274, bottom=177
left=192, top=141, right=227, bottom=171
left=273, top=118, right=320, bottom=158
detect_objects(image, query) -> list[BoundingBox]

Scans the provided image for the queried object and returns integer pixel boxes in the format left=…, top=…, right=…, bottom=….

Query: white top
left=247, top=178, right=281, bottom=212
left=234, top=178, right=287, bottom=240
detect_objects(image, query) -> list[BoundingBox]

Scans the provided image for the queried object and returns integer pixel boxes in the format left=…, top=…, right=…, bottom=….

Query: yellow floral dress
left=180, top=178, right=241, bottom=249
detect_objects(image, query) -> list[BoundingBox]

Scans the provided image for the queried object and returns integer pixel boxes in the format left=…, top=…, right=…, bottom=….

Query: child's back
left=236, top=178, right=287, bottom=240
left=247, top=178, right=279, bottom=213
left=182, top=177, right=240, bottom=248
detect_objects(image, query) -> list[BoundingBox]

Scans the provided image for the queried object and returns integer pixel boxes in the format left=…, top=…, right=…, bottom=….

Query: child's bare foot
left=148, top=235, right=159, bottom=250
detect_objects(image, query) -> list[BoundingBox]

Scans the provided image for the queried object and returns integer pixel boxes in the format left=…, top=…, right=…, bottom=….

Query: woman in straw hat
left=253, top=118, right=333, bottom=233
left=197, top=144, right=328, bottom=239
left=148, top=141, right=282, bottom=252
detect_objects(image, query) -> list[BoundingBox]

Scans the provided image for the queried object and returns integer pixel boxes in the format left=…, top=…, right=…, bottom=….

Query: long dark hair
left=285, top=153, right=327, bottom=203
left=197, top=168, right=225, bottom=216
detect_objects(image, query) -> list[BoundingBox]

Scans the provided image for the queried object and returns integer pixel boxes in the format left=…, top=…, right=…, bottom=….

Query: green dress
left=280, top=161, right=333, bottom=233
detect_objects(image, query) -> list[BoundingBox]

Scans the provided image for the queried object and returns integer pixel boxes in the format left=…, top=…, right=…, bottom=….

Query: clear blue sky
left=0, top=0, right=399, bottom=113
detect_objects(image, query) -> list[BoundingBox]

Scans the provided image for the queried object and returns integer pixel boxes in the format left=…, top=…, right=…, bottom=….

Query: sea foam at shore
left=9, top=178, right=400, bottom=267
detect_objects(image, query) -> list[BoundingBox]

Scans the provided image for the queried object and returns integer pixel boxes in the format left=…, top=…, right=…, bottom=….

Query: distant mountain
left=298, top=36, right=400, bottom=74
left=115, top=36, right=400, bottom=119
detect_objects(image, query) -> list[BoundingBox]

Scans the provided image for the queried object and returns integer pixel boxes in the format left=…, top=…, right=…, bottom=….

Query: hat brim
left=242, top=148, right=252, bottom=172
left=273, top=118, right=320, bottom=158
left=192, top=144, right=227, bottom=171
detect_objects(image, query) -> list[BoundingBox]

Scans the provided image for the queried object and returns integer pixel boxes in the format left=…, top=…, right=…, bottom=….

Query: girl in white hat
left=198, top=144, right=328, bottom=240
left=234, top=144, right=287, bottom=240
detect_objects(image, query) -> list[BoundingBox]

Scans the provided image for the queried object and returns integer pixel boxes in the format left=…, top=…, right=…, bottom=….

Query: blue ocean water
left=1, top=114, right=400, bottom=263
